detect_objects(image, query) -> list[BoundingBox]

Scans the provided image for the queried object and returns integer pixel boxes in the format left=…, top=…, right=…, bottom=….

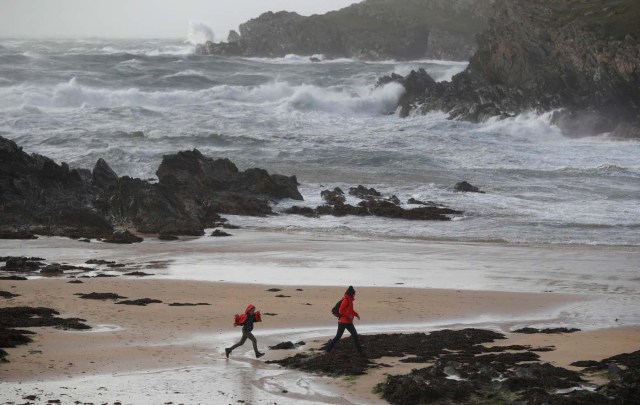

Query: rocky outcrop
left=380, top=0, right=640, bottom=137
left=0, top=136, right=113, bottom=239
left=0, top=136, right=303, bottom=238
left=108, top=177, right=203, bottom=236
left=286, top=185, right=462, bottom=220
left=197, top=0, right=494, bottom=61
left=156, top=149, right=302, bottom=220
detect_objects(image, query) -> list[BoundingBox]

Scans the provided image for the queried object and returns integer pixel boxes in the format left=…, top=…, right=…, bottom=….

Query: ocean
left=1, top=38, right=639, bottom=247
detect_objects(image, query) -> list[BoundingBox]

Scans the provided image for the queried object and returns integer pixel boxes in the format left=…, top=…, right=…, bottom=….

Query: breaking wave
left=3, top=77, right=404, bottom=115
left=187, top=20, right=215, bottom=45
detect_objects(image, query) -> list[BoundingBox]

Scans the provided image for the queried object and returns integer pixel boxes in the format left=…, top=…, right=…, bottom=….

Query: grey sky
left=0, top=0, right=359, bottom=40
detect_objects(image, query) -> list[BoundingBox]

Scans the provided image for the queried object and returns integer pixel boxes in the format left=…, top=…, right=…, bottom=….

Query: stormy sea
left=1, top=37, right=639, bottom=247
left=2, top=35, right=640, bottom=405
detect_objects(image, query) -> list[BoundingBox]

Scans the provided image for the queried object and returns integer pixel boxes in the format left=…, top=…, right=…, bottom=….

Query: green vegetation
left=553, top=0, right=640, bottom=40
left=320, top=0, right=489, bottom=36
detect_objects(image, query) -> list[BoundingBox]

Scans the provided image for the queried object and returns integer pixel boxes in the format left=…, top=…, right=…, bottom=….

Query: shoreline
left=2, top=231, right=640, bottom=403
left=2, top=277, right=640, bottom=404
left=0, top=278, right=583, bottom=382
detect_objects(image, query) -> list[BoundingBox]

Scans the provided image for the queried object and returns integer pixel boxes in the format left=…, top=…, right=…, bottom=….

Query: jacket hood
left=245, top=304, right=255, bottom=314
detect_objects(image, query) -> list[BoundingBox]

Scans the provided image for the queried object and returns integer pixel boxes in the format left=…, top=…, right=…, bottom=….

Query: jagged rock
left=158, top=234, right=179, bottom=241
left=227, top=30, right=241, bottom=43
left=349, top=185, right=382, bottom=199
left=108, top=176, right=203, bottom=236
left=286, top=199, right=461, bottom=220
left=381, top=0, right=640, bottom=137
left=454, top=181, right=484, bottom=193
left=1, top=257, right=45, bottom=272
left=0, top=136, right=114, bottom=239
left=210, top=229, right=232, bottom=237
left=269, top=341, right=306, bottom=350
left=407, top=198, right=436, bottom=206
left=0, top=229, right=37, bottom=240
left=40, top=264, right=64, bottom=275
left=321, top=187, right=346, bottom=205
left=92, top=158, right=118, bottom=190
left=197, top=0, right=493, bottom=61
left=156, top=149, right=302, bottom=220
left=1, top=137, right=307, bottom=237
left=123, top=271, right=153, bottom=277
left=102, top=230, right=143, bottom=244
left=85, top=259, right=115, bottom=265
left=0, top=276, right=28, bottom=281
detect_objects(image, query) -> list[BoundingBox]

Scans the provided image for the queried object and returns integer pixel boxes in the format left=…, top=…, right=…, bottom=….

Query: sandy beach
left=2, top=231, right=640, bottom=404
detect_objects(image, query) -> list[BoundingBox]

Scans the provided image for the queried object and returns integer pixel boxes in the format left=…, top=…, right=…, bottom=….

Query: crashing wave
left=187, top=20, right=214, bottom=45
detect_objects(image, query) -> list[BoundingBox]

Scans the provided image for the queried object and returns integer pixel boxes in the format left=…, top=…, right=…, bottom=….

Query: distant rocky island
left=380, top=0, right=640, bottom=138
left=197, top=0, right=494, bottom=61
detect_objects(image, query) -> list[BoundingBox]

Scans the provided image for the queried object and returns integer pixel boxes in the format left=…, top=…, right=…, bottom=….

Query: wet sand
left=1, top=232, right=640, bottom=403
left=1, top=277, right=640, bottom=404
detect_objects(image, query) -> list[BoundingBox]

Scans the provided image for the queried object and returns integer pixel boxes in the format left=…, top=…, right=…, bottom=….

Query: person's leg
left=326, top=323, right=347, bottom=352
left=345, top=323, right=364, bottom=354
left=245, top=330, right=262, bottom=357
left=226, top=329, right=248, bottom=356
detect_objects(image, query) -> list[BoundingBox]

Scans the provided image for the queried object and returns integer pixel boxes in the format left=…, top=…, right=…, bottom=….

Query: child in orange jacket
left=226, top=304, right=264, bottom=358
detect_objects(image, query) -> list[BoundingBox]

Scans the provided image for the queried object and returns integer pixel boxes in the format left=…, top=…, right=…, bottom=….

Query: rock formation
left=379, top=0, right=640, bottom=138
left=197, top=0, right=494, bottom=61
left=0, top=136, right=302, bottom=239
left=286, top=185, right=462, bottom=221
left=0, top=136, right=113, bottom=239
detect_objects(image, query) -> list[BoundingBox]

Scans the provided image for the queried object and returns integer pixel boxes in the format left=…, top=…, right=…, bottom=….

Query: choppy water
left=1, top=38, right=639, bottom=246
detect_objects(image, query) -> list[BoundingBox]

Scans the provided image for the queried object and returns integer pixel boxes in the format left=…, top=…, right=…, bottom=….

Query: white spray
left=187, top=20, right=215, bottom=45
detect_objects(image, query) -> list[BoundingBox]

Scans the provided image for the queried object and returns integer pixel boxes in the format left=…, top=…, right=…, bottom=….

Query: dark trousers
left=326, top=322, right=363, bottom=353
left=229, top=329, right=259, bottom=355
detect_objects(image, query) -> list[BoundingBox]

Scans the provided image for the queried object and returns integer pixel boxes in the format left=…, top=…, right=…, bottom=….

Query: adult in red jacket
left=326, top=286, right=365, bottom=355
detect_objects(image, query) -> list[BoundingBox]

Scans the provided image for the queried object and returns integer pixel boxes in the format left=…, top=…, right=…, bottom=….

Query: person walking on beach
left=326, top=286, right=365, bottom=355
left=226, top=304, right=265, bottom=358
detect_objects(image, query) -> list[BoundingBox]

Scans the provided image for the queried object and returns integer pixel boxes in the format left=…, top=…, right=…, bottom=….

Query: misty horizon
left=0, top=0, right=358, bottom=40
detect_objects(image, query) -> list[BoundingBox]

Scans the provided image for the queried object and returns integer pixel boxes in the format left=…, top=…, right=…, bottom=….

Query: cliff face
left=383, top=0, right=640, bottom=137
left=197, top=0, right=494, bottom=61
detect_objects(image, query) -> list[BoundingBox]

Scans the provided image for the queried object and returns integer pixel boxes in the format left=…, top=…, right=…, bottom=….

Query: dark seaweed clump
left=0, top=306, right=90, bottom=363
left=269, top=328, right=639, bottom=404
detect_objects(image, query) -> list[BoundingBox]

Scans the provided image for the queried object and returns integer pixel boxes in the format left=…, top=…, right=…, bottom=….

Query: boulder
left=0, top=136, right=114, bottom=239
left=92, top=158, right=118, bottom=190
left=287, top=186, right=462, bottom=220
left=108, top=176, right=203, bottom=236
left=156, top=149, right=302, bottom=220
left=349, top=185, right=382, bottom=199
left=454, top=181, right=484, bottom=193
left=102, top=230, right=143, bottom=244
left=321, top=187, right=346, bottom=205
left=40, top=264, right=64, bottom=275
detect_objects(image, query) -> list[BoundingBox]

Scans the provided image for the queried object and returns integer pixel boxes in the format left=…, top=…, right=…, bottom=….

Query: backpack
left=331, top=298, right=344, bottom=318
left=233, top=313, right=247, bottom=327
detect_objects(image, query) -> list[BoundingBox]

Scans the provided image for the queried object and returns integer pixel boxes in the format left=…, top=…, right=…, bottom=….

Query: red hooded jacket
left=338, top=294, right=359, bottom=324
left=233, top=304, right=261, bottom=326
